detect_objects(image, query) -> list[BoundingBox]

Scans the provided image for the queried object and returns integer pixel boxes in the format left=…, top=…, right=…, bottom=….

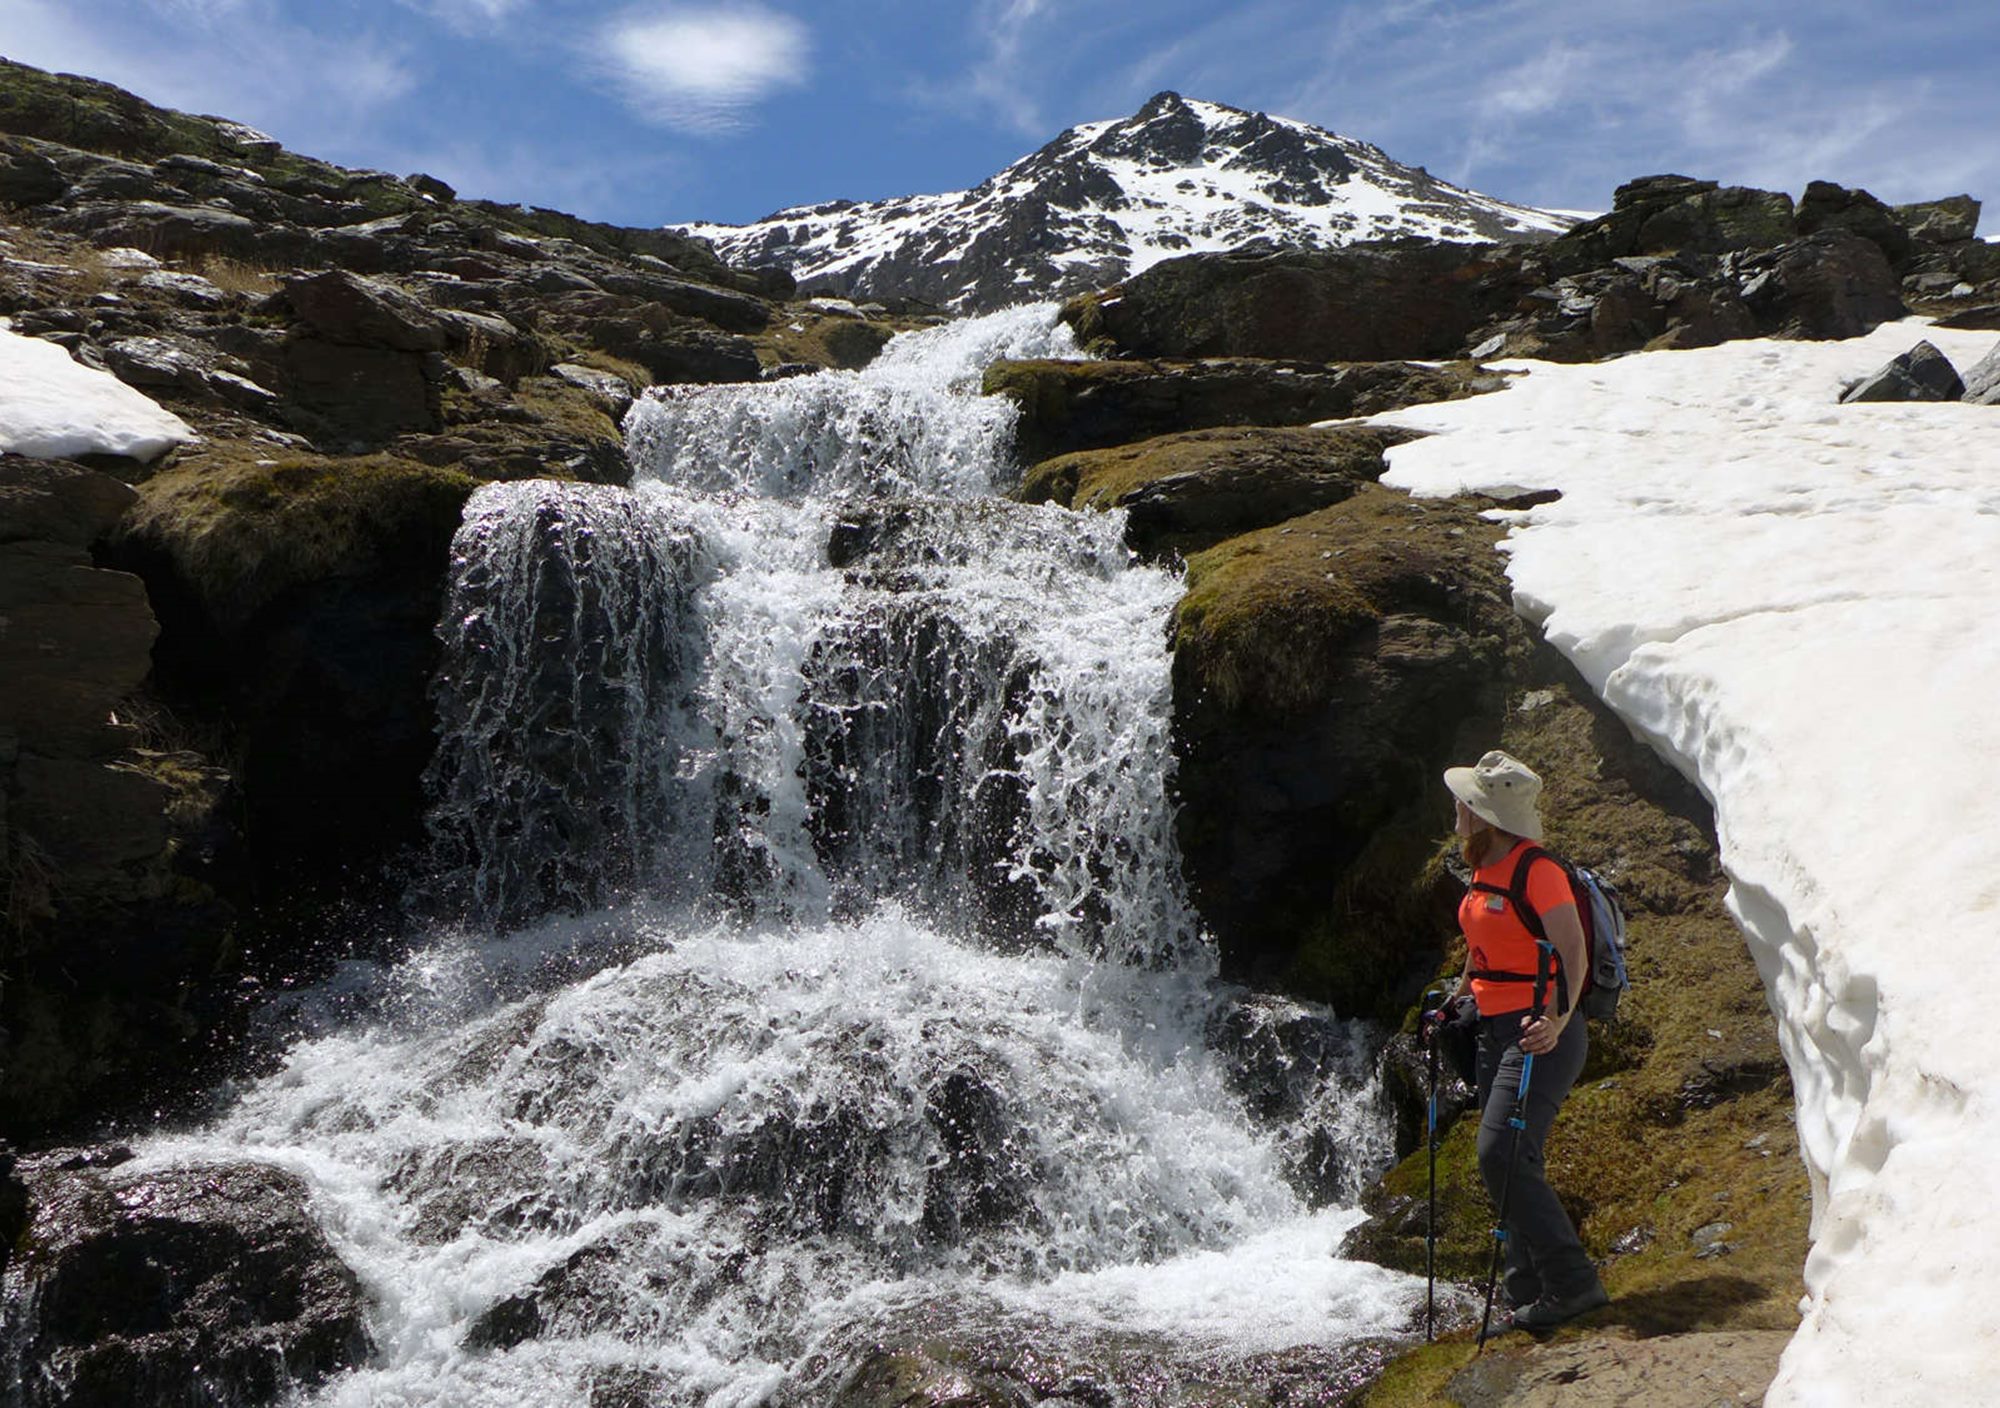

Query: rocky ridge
left=676, top=90, right=1571, bottom=314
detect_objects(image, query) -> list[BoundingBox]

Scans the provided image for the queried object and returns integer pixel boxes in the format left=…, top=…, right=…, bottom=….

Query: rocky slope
left=676, top=90, right=1571, bottom=313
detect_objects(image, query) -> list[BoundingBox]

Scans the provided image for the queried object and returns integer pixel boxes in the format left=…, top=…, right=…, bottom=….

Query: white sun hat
left=1444, top=749, right=1544, bottom=840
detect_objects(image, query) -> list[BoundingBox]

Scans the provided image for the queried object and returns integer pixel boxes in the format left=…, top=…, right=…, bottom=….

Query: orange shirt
left=1460, top=840, right=1577, bottom=1017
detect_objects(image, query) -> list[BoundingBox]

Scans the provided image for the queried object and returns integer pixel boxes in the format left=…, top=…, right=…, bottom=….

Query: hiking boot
left=1506, top=1283, right=1609, bottom=1330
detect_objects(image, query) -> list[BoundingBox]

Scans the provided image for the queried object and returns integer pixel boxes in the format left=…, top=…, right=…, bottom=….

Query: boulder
left=1069, top=240, right=1537, bottom=363
left=1839, top=340, right=1965, bottom=403
left=985, top=356, right=1507, bottom=464
left=1893, top=194, right=1982, bottom=246
left=560, top=311, right=762, bottom=386
left=1, top=1156, right=372, bottom=1407
left=1016, top=423, right=1423, bottom=556
left=280, top=268, right=445, bottom=351
left=1936, top=303, right=2000, bottom=332
left=1169, top=485, right=1517, bottom=1007
left=1962, top=341, right=2000, bottom=405
left=1797, top=180, right=1910, bottom=266
left=275, top=336, right=442, bottom=442
left=1734, top=229, right=1906, bottom=340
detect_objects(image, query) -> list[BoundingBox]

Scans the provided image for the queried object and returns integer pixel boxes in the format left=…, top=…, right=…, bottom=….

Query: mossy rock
left=111, top=447, right=476, bottom=631
left=1169, top=487, right=1518, bottom=1003
left=1017, top=423, right=1423, bottom=557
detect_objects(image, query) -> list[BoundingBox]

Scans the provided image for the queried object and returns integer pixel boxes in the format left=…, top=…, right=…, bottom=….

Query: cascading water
left=138, top=304, right=1427, bottom=1406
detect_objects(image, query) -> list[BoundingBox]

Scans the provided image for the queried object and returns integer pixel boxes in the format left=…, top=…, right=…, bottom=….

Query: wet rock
left=986, top=356, right=1502, bottom=464
left=1017, top=423, right=1423, bottom=557
left=104, top=452, right=476, bottom=909
left=1, top=1157, right=372, bottom=1407
left=1840, top=339, right=1965, bottom=402
left=1962, top=341, right=2000, bottom=405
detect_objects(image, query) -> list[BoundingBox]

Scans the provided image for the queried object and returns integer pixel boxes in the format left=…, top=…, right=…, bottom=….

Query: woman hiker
left=1434, top=749, right=1609, bottom=1331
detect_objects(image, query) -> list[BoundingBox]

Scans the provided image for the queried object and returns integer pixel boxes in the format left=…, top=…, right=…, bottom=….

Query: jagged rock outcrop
left=1, top=1153, right=373, bottom=1407
left=985, top=354, right=1506, bottom=463
left=1062, top=172, right=1990, bottom=369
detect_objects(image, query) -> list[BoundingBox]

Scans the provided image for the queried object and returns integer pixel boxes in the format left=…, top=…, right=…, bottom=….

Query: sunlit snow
left=0, top=323, right=193, bottom=462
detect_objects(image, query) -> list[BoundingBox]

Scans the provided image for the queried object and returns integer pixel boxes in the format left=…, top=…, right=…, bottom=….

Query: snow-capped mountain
left=674, top=91, right=1572, bottom=312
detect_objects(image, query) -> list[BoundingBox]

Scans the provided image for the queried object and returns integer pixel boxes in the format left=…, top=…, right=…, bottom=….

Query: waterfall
left=140, top=304, right=1421, bottom=1407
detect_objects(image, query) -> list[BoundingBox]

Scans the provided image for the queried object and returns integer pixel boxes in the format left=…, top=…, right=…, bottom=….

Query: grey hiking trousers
left=1475, top=1010, right=1600, bottom=1307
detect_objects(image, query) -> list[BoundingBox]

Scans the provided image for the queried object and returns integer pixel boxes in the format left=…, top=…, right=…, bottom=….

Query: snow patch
left=0, top=326, right=194, bottom=463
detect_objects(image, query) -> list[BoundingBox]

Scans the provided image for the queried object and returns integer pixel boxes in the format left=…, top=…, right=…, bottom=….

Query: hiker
left=1432, top=749, right=1608, bottom=1332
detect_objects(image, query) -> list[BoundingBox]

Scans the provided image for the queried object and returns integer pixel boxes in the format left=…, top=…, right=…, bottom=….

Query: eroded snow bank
left=1375, top=322, right=2000, bottom=1406
left=0, top=324, right=193, bottom=462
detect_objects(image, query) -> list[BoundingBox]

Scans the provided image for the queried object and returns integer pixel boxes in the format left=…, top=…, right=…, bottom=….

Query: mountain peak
left=674, top=94, right=1571, bottom=313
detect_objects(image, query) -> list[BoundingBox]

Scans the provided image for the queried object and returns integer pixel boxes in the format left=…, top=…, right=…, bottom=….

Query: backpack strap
left=1466, top=845, right=1572, bottom=1016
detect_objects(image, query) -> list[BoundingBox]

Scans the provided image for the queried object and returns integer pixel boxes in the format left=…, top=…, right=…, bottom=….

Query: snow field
left=1375, top=321, right=2000, bottom=1407
left=0, top=323, right=194, bottom=463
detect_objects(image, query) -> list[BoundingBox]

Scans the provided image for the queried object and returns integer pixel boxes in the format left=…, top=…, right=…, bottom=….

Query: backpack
left=1468, top=845, right=1630, bottom=1020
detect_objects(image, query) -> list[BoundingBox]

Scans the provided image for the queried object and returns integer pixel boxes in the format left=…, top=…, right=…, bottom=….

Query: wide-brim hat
left=1444, top=750, right=1544, bottom=840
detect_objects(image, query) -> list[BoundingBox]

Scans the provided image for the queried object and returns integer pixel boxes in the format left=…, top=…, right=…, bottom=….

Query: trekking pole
left=1475, top=1045, right=1533, bottom=1349
left=1477, top=942, right=1555, bottom=1352
left=1422, top=987, right=1444, bottom=1342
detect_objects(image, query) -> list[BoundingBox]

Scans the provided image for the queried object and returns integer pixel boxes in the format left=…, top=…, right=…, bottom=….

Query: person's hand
left=1519, top=1013, right=1563, bottom=1055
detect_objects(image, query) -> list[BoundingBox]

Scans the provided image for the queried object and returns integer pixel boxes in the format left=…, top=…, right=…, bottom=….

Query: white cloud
left=596, top=5, right=810, bottom=133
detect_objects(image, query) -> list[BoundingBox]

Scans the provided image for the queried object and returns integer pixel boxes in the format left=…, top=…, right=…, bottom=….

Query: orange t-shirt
left=1460, top=840, right=1577, bottom=1017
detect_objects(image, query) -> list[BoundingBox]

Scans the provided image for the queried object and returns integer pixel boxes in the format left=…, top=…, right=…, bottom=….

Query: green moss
left=1172, top=487, right=1506, bottom=716
left=116, top=444, right=478, bottom=627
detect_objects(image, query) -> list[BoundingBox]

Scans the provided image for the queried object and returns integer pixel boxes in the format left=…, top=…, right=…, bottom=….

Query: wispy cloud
left=595, top=5, right=810, bottom=133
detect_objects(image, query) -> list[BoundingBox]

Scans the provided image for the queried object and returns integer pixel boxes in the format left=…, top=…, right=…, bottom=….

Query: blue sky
left=4, top=1, right=1996, bottom=235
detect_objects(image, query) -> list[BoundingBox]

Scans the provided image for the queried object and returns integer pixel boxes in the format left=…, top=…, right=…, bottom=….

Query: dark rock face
left=1734, top=229, right=1907, bottom=339
left=1074, top=182, right=1919, bottom=367
left=1797, top=180, right=1910, bottom=266
left=0, top=456, right=240, bottom=1135
left=1073, top=240, right=1537, bottom=364
left=986, top=355, right=1505, bottom=463
left=1, top=1156, right=372, bottom=1407
left=103, top=456, right=478, bottom=919
left=1840, top=340, right=1966, bottom=403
